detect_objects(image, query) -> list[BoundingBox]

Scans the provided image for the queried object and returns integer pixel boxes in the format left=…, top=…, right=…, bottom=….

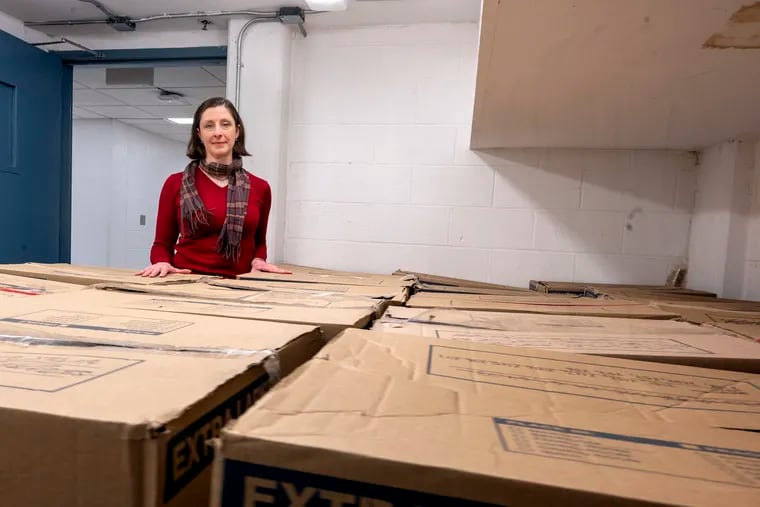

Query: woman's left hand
left=250, top=258, right=293, bottom=274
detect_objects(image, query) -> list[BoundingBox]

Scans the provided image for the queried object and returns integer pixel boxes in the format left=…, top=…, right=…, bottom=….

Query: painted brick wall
left=285, top=23, right=696, bottom=287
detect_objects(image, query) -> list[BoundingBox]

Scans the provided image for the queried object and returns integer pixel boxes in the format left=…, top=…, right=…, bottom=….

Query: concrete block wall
left=744, top=141, right=760, bottom=298
left=284, top=23, right=696, bottom=287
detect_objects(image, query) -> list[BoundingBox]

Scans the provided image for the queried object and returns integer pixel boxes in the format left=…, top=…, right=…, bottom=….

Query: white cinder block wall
left=71, top=119, right=186, bottom=269
left=283, top=23, right=696, bottom=287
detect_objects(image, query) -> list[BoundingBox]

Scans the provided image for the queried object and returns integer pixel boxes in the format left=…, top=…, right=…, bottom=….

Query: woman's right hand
left=136, top=262, right=192, bottom=278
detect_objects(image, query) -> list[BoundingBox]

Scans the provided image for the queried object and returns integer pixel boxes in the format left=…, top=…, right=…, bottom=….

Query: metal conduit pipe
left=232, top=16, right=278, bottom=108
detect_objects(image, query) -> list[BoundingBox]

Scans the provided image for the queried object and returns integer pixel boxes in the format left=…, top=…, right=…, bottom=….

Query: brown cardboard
left=0, top=262, right=208, bottom=286
left=238, top=269, right=415, bottom=288
left=530, top=280, right=717, bottom=298
left=656, top=303, right=760, bottom=342
left=81, top=288, right=375, bottom=341
left=397, top=307, right=716, bottom=334
left=214, top=329, right=760, bottom=506
left=95, top=281, right=387, bottom=316
left=0, top=290, right=324, bottom=372
left=407, top=292, right=678, bottom=319
left=415, top=281, right=534, bottom=296
left=394, top=269, right=520, bottom=290
left=0, top=312, right=323, bottom=507
left=370, top=319, right=760, bottom=373
left=208, top=278, right=409, bottom=305
left=0, top=273, right=82, bottom=298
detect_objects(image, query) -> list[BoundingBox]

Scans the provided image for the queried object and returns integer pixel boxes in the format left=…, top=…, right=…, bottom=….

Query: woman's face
left=197, top=105, right=239, bottom=164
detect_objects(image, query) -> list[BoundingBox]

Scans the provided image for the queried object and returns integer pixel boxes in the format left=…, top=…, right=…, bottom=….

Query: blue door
left=0, top=29, right=72, bottom=263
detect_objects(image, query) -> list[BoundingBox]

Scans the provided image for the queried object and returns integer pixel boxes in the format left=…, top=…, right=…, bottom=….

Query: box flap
left=0, top=273, right=82, bottom=298
left=408, top=307, right=720, bottom=334
left=218, top=330, right=760, bottom=505
left=407, top=293, right=678, bottom=319
left=0, top=339, right=264, bottom=427
left=238, top=270, right=414, bottom=288
left=96, top=281, right=386, bottom=315
left=0, top=262, right=208, bottom=286
left=370, top=319, right=760, bottom=373
left=0, top=290, right=320, bottom=359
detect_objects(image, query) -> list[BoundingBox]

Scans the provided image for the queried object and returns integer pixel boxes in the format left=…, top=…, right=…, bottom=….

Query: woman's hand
left=136, top=262, right=192, bottom=278
left=251, top=258, right=292, bottom=274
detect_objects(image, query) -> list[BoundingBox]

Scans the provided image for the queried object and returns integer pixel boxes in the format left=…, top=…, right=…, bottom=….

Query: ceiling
left=72, top=64, right=226, bottom=143
left=472, top=0, right=760, bottom=150
left=0, top=0, right=480, bottom=39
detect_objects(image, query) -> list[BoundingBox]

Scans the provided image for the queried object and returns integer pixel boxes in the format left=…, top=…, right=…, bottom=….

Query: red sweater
left=150, top=167, right=271, bottom=277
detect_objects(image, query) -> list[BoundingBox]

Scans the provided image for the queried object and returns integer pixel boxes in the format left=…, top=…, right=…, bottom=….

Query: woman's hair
left=186, top=97, right=251, bottom=159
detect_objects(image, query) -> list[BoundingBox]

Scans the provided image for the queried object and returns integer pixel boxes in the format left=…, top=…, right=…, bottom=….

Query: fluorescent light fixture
left=167, top=117, right=193, bottom=125
left=305, top=0, right=347, bottom=11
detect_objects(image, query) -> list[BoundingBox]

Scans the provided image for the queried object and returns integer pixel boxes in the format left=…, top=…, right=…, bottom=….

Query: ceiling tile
left=73, top=89, right=127, bottom=106
left=82, top=106, right=155, bottom=119
left=97, top=87, right=191, bottom=107
left=202, top=65, right=227, bottom=82
left=177, top=86, right=227, bottom=104
left=136, top=105, right=197, bottom=117
left=155, top=67, right=224, bottom=87
left=72, top=107, right=104, bottom=119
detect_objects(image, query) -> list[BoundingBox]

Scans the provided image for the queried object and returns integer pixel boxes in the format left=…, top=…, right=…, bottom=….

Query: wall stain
left=704, top=2, right=760, bottom=49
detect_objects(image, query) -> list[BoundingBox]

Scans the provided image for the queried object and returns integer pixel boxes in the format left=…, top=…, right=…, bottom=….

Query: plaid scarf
left=179, top=158, right=250, bottom=262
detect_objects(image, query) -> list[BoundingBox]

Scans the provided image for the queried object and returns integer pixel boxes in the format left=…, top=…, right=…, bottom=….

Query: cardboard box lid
left=0, top=273, right=82, bottom=297
left=0, top=262, right=208, bottom=286
left=84, top=289, right=374, bottom=340
left=238, top=270, right=414, bottom=288
left=209, top=278, right=409, bottom=304
left=656, top=304, right=760, bottom=342
left=0, top=290, right=321, bottom=359
left=96, top=281, right=387, bottom=315
left=370, top=319, right=760, bottom=373
left=393, top=269, right=519, bottom=290
left=531, top=280, right=717, bottom=298
left=219, top=331, right=760, bottom=506
left=407, top=293, right=678, bottom=319
left=414, top=281, right=534, bottom=296
left=406, top=307, right=719, bottom=334
left=0, top=338, right=266, bottom=426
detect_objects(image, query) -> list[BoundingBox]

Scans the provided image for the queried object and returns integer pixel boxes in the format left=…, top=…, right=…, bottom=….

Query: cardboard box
left=379, top=307, right=716, bottom=334
left=0, top=273, right=82, bottom=298
left=82, top=289, right=375, bottom=341
left=0, top=318, right=323, bottom=506
left=530, top=280, right=717, bottom=298
left=214, top=329, right=760, bottom=506
left=95, top=282, right=387, bottom=317
left=238, top=270, right=415, bottom=289
left=656, top=303, right=760, bottom=342
left=414, top=281, right=534, bottom=296
left=0, top=262, right=208, bottom=286
left=407, top=292, right=678, bottom=319
left=394, top=269, right=520, bottom=290
left=208, top=278, right=408, bottom=306
left=370, top=319, right=760, bottom=373
left=0, top=290, right=324, bottom=373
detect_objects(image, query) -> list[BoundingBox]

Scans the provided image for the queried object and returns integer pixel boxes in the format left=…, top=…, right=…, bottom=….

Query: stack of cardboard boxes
left=1, top=264, right=759, bottom=506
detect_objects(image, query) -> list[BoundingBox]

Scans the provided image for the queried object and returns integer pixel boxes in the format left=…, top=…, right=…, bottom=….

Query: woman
left=139, top=97, right=291, bottom=278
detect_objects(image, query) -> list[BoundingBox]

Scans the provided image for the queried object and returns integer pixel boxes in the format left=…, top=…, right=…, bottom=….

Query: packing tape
left=0, top=334, right=277, bottom=359
left=263, top=353, right=282, bottom=383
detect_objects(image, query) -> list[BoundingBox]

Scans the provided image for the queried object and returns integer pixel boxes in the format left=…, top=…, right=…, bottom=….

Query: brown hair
left=186, top=97, right=251, bottom=159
